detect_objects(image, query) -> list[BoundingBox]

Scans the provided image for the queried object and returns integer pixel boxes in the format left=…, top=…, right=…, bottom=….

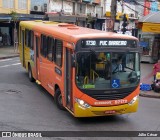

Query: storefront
left=139, top=33, right=160, bottom=63
left=77, top=16, right=87, bottom=27
left=0, top=15, right=12, bottom=46
left=139, top=11, right=160, bottom=63
left=48, top=14, right=77, bottom=23
left=95, top=18, right=106, bottom=30
left=0, top=14, right=45, bottom=46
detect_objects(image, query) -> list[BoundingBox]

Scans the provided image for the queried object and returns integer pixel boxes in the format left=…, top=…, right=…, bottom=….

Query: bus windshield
left=76, top=51, right=140, bottom=90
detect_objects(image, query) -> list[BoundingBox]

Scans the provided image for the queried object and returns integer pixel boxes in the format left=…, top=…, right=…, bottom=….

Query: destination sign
left=81, top=39, right=137, bottom=48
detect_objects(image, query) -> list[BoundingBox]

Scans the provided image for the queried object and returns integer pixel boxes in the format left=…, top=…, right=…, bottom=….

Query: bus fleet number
left=114, top=99, right=127, bottom=104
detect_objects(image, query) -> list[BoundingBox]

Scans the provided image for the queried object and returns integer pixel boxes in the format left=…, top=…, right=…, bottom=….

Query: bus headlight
left=75, top=98, right=91, bottom=108
left=128, top=95, right=139, bottom=105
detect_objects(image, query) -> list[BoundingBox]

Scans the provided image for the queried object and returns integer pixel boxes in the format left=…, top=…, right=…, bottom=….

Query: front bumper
left=74, top=99, right=139, bottom=117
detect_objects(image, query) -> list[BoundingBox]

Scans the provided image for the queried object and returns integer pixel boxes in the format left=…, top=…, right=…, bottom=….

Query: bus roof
left=20, top=21, right=138, bottom=43
left=20, top=20, right=59, bottom=30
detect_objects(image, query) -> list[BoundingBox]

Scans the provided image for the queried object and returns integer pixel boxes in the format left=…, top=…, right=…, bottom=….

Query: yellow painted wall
left=106, top=12, right=129, bottom=20
left=0, top=0, right=30, bottom=14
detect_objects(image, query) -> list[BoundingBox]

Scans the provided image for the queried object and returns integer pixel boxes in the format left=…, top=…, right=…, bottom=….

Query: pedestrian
left=0, top=29, right=2, bottom=46
left=3, top=33, right=8, bottom=46
left=153, top=60, right=160, bottom=81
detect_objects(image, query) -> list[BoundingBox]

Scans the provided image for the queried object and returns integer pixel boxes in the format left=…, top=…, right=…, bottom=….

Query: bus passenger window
left=30, top=31, right=34, bottom=50
left=41, top=35, right=47, bottom=58
left=28, top=30, right=31, bottom=48
left=25, top=29, right=29, bottom=47
left=47, top=37, right=54, bottom=61
left=54, top=39, right=63, bottom=67
left=19, top=26, right=21, bottom=44
left=25, top=29, right=32, bottom=49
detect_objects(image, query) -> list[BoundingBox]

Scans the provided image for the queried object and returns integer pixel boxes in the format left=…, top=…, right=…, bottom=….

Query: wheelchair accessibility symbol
left=112, top=79, right=120, bottom=88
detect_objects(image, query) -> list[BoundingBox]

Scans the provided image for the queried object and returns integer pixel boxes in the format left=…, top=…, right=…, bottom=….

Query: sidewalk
left=0, top=46, right=19, bottom=60
left=0, top=46, right=159, bottom=98
left=140, top=90, right=160, bottom=99
left=140, top=63, right=160, bottom=99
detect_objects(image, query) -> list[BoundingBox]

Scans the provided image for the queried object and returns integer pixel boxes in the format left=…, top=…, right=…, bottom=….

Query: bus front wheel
left=54, top=89, right=65, bottom=110
left=28, top=64, right=34, bottom=82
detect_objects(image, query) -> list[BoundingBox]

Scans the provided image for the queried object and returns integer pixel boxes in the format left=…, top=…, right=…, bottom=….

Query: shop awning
left=139, top=11, right=160, bottom=33
left=0, top=14, right=45, bottom=22
left=139, top=11, right=160, bottom=23
left=0, top=16, right=11, bottom=22
left=142, top=22, right=160, bottom=33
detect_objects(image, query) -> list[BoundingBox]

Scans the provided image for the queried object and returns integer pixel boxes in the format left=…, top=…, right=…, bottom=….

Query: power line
left=123, top=3, right=144, bottom=16
left=121, top=0, right=160, bottom=17
left=118, top=0, right=143, bottom=16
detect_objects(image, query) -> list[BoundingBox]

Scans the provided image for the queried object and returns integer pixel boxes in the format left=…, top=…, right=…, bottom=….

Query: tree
left=10, top=11, right=18, bottom=52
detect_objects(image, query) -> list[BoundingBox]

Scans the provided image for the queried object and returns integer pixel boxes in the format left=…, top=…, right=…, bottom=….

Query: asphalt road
left=0, top=58, right=160, bottom=140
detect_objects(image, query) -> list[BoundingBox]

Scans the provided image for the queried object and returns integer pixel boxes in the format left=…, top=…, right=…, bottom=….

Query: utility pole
left=110, top=0, right=117, bottom=32
left=122, top=14, right=128, bottom=34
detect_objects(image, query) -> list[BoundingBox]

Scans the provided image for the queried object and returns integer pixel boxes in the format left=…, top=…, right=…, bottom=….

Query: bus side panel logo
left=2, top=132, right=11, bottom=137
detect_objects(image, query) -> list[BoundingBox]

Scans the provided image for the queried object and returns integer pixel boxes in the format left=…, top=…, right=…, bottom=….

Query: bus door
left=22, top=30, right=25, bottom=67
left=34, top=35, right=41, bottom=82
left=64, top=48, right=73, bottom=110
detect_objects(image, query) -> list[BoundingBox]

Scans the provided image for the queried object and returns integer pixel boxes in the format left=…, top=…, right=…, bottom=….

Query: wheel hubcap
left=58, top=94, right=62, bottom=106
left=29, top=68, right=31, bottom=78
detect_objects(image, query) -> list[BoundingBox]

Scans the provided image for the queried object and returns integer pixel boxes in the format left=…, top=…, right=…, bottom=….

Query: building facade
left=30, top=0, right=104, bottom=29
left=0, top=0, right=44, bottom=46
left=0, top=0, right=30, bottom=14
left=0, top=0, right=31, bottom=46
left=105, top=0, right=138, bottom=34
left=138, top=0, right=160, bottom=63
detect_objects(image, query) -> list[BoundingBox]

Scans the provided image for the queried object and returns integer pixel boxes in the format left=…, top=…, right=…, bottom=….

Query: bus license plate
left=105, top=110, right=116, bottom=114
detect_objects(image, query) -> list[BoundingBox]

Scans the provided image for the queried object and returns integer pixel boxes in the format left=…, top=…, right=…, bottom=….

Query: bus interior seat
left=96, top=53, right=106, bottom=70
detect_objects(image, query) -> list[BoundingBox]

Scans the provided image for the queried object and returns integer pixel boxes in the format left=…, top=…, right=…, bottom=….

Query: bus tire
left=28, top=64, right=35, bottom=82
left=54, top=89, right=65, bottom=110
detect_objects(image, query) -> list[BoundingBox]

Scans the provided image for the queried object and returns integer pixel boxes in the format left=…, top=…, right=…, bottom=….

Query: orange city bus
left=19, top=20, right=141, bottom=117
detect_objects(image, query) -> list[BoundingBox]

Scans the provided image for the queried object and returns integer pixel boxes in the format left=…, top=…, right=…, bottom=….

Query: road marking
left=12, top=63, right=21, bottom=66
left=14, top=60, right=20, bottom=62
left=0, top=63, right=21, bottom=68
left=0, top=59, right=13, bottom=62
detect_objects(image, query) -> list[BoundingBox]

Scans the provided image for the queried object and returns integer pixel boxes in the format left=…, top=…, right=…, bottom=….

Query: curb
left=140, top=92, right=160, bottom=99
left=0, top=54, right=19, bottom=60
